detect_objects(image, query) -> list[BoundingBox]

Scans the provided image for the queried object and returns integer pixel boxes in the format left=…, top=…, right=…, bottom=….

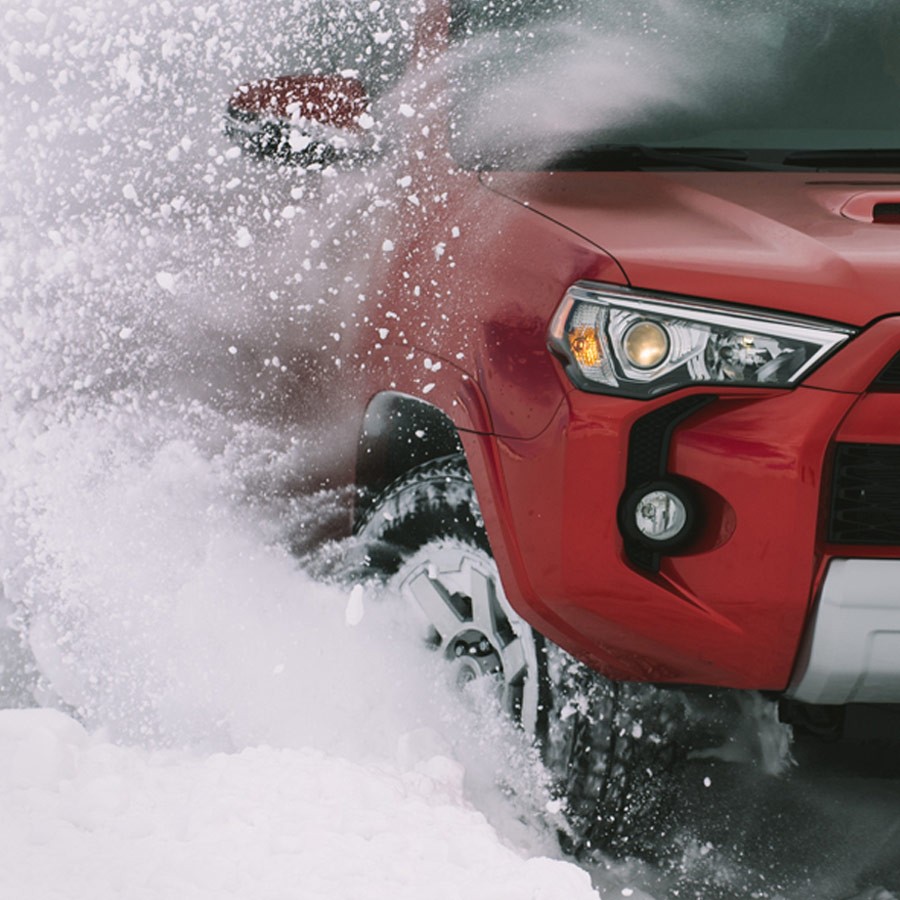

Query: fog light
left=619, top=478, right=698, bottom=553
left=623, top=320, right=669, bottom=370
left=635, top=489, right=687, bottom=541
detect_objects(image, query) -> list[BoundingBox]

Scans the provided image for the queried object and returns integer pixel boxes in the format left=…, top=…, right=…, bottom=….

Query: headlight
left=549, top=283, right=855, bottom=398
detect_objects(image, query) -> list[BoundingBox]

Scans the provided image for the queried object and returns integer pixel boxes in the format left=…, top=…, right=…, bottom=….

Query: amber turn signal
left=568, top=325, right=602, bottom=368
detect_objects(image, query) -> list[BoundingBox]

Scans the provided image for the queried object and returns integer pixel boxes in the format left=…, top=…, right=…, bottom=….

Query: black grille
left=872, top=353, right=900, bottom=391
left=830, top=443, right=900, bottom=544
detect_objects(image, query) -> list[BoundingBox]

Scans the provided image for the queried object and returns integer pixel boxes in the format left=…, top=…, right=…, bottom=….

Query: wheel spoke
left=501, top=636, right=528, bottom=686
left=469, top=567, right=499, bottom=639
left=406, top=570, right=464, bottom=640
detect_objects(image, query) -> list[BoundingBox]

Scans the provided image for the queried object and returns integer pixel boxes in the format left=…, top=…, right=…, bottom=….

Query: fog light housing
left=619, top=479, right=698, bottom=553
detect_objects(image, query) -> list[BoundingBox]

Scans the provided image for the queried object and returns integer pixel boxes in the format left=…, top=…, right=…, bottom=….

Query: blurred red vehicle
left=226, top=0, right=900, bottom=854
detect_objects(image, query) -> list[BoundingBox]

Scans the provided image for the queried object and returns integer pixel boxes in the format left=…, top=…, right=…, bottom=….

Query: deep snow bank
left=0, top=708, right=606, bottom=900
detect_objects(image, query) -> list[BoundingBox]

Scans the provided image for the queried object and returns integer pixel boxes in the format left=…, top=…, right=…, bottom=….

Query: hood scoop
left=873, top=203, right=900, bottom=224
left=841, top=191, right=900, bottom=223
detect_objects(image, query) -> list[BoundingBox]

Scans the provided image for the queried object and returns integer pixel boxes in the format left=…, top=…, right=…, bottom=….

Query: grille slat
left=829, top=443, right=900, bottom=544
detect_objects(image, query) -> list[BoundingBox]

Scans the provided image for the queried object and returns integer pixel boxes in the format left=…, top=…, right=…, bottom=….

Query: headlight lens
left=623, top=320, right=670, bottom=370
left=550, top=283, right=855, bottom=398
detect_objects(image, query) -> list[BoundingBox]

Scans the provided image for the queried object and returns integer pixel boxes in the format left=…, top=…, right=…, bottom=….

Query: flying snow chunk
left=155, top=271, right=176, bottom=293
left=122, top=183, right=138, bottom=202
left=289, top=131, right=313, bottom=152
left=345, top=585, right=365, bottom=627
left=234, top=226, right=253, bottom=248
left=358, top=112, right=375, bottom=131
left=398, top=104, right=415, bottom=118
left=382, top=239, right=395, bottom=253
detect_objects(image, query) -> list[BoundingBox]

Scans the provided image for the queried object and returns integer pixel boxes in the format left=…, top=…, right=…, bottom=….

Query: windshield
left=447, top=0, right=900, bottom=169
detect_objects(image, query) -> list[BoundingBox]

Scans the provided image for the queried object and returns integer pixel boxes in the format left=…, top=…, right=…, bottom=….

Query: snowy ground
left=3, top=2, right=900, bottom=898
left=0, top=708, right=601, bottom=900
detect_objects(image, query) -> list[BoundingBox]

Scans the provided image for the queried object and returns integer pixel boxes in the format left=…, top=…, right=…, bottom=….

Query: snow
left=0, top=708, right=599, bottom=900
left=0, top=397, right=603, bottom=897
left=0, top=0, right=606, bottom=887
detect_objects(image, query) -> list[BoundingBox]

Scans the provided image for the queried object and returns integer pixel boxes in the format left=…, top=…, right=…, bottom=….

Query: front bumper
left=473, top=316, right=900, bottom=695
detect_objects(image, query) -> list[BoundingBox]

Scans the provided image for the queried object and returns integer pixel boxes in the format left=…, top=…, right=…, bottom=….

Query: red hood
left=481, top=171, right=900, bottom=328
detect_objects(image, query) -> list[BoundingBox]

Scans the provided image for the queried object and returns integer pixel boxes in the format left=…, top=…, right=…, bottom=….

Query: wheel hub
left=448, top=631, right=502, bottom=686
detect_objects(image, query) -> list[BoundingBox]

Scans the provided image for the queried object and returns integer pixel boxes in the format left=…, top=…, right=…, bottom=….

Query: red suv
left=226, top=0, right=900, bottom=855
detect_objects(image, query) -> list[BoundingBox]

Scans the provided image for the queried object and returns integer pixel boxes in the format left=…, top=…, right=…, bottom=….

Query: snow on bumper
left=788, top=559, right=900, bottom=704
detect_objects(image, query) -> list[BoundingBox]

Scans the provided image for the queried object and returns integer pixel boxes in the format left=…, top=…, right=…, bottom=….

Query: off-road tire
left=355, top=453, right=686, bottom=859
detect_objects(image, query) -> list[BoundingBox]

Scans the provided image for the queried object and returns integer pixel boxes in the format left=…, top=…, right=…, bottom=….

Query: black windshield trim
left=783, top=149, right=900, bottom=169
left=552, top=144, right=794, bottom=172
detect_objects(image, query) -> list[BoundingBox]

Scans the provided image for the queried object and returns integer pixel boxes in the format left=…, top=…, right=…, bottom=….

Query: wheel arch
left=355, top=392, right=467, bottom=523
left=353, top=392, right=535, bottom=646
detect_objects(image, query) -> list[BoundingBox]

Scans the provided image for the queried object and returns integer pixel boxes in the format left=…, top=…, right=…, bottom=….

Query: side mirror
left=225, top=74, right=371, bottom=165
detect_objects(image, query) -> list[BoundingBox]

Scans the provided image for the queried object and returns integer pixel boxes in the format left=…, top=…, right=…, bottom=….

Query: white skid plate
left=788, top=559, right=900, bottom=704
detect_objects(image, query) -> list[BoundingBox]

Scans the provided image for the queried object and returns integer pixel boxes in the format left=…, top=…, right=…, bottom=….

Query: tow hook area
left=779, top=699, right=846, bottom=742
